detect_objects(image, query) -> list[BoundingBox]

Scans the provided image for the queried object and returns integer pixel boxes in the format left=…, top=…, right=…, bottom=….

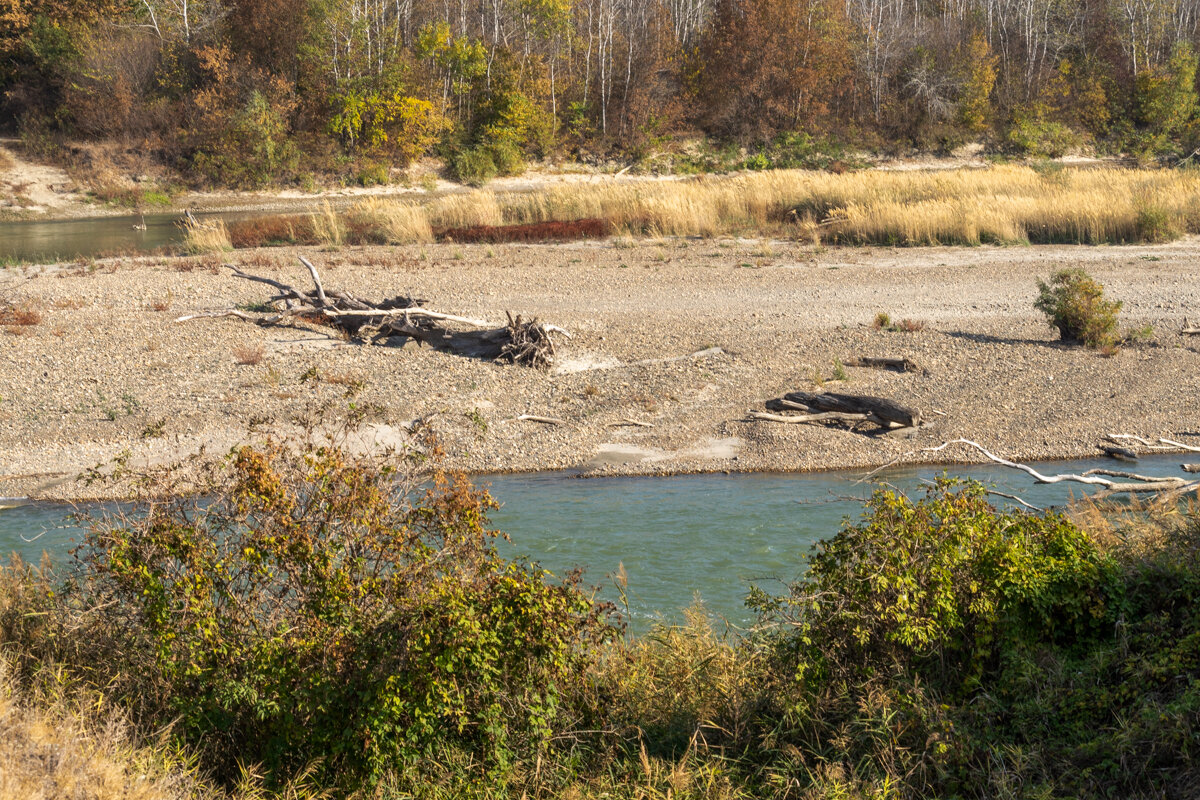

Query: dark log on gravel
left=781, top=391, right=922, bottom=427
left=845, top=356, right=922, bottom=373
left=370, top=312, right=558, bottom=368
left=1099, top=445, right=1139, bottom=462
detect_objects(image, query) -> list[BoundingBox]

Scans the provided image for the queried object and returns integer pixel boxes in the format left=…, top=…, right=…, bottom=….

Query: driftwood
left=517, top=414, right=567, bottom=425
left=610, top=418, right=655, bottom=428
left=1182, top=319, right=1200, bottom=335
left=845, top=356, right=923, bottom=374
left=917, top=439, right=1200, bottom=499
left=1099, top=445, right=1139, bottom=462
left=755, top=390, right=921, bottom=432
left=780, top=391, right=921, bottom=427
left=1184, top=463, right=1200, bottom=474
left=1105, top=434, right=1200, bottom=454
left=177, top=259, right=567, bottom=369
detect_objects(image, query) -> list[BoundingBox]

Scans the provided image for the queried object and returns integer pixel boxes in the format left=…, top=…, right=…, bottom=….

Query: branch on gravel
left=1107, top=433, right=1200, bottom=453
left=176, top=258, right=569, bottom=368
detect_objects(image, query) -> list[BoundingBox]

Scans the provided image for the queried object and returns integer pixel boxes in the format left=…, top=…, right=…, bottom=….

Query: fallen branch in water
left=918, top=439, right=1200, bottom=499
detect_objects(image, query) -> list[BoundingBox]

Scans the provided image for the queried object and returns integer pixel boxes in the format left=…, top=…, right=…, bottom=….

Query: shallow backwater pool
left=1, top=454, right=1193, bottom=627
left=0, top=210, right=270, bottom=263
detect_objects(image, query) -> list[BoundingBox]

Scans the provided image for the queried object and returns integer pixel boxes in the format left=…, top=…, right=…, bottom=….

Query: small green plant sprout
left=1124, top=323, right=1155, bottom=343
left=465, top=408, right=488, bottom=434
left=1034, top=268, right=1122, bottom=349
left=873, top=312, right=926, bottom=332
left=831, top=359, right=849, bottom=382
left=121, top=393, right=142, bottom=415
left=141, top=418, right=167, bottom=438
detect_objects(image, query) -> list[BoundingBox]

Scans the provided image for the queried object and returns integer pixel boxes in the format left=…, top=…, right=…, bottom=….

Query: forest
left=3, top=0, right=1200, bottom=187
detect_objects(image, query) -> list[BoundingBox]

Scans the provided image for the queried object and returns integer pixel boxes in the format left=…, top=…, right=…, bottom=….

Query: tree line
left=2, top=0, right=1199, bottom=185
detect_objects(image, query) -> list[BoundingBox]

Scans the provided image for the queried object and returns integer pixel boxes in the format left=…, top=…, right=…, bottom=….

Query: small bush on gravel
left=1034, top=268, right=1122, bottom=348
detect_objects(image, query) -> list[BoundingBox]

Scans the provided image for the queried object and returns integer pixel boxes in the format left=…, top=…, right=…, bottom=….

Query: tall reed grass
left=371, top=166, right=1200, bottom=246
left=182, top=217, right=232, bottom=254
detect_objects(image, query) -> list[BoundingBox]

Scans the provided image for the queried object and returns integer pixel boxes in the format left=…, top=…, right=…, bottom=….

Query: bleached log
left=174, top=309, right=258, bottom=323
left=921, top=439, right=1199, bottom=496
left=517, top=414, right=567, bottom=425
left=321, top=307, right=497, bottom=328
left=750, top=410, right=875, bottom=424
left=1106, top=434, right=1200, bottom=454
left=297, top=256, right=328, bottom=306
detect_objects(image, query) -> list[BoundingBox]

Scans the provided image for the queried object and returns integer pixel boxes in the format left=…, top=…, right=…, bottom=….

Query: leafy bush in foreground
left=5, top=466, right=1200, bottom=799
left=1034, top=267, right=1122, bottom=348
left=57, top=439, right=617, bottom=791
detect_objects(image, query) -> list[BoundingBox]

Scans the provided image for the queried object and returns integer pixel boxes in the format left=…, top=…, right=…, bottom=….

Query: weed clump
left=1034, top=268, right=1122, bottom=348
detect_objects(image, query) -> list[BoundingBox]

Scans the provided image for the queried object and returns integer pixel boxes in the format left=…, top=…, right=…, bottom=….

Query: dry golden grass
left=232, top=343, right=265, bottom=365
left=350, top=165, right=1200, bottom=246
left=182, top=217, right=232, bottom=254
left=308, top=201, right=343, bottom=247
left=0, top=660, right=210, bottom=800
left=349, top=197, right=433, bottom=243
left=0, top=660, right=331, bottom=800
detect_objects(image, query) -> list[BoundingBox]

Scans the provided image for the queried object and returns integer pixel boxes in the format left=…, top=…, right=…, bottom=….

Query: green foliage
left=451, top=146, right=499, bottom=185
left=65, top=439, right=617, bottom=790
left=7, top=473, right=1200, bottom=798
left=1135, top=43, right=1198, bottom=138
left=755, top=482, right=1117, bottom=695
left=356, top=162, right=390, bottom=186
left=330, top=90, right=448, bottom=164
left=1006, top=104, right=1081, bottom=157
left=741, top=132, right=860, bottom=172
left=193, top=91, right=298, bottom=188
left=1034, top=267, right=1122, bottom=348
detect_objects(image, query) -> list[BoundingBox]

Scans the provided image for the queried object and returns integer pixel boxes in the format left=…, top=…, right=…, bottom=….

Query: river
left=0, top=454, right=1192, bottom=627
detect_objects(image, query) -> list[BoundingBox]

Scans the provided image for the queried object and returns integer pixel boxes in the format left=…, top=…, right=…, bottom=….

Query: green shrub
left=193, top=91, right=299, bottom=188
left=742, top=152, right=770, bottom=171
left=63, top=438, right=617, bottom=790
left=755, top=481, right=1117, bottom=694
left=488, top=140, right=526, bottom=177
left=1135, top=43, right=1198, bottom=138
left=356, top=162, right=390, bottom=186
left=1135, top=200, right=1182, bottom=241
left=452, top=146, right=499, bottom=185
left=1034, top=267, right=1123, bottom=348
left=1006, top=106, right=1081, bottom=157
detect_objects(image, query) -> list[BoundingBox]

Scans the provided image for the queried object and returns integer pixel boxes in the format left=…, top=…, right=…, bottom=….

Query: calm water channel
left=0, top=210, right=284, bottom=263
left=0, top=454, right=1192, bottom=627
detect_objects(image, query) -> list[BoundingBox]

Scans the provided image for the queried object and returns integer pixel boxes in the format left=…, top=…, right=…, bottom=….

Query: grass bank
left=189, top=166, right=1200, bottom=253
left=2, top=435, right=1199, bottom=798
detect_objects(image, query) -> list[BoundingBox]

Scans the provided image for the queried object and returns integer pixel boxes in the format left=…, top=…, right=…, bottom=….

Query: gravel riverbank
left=2, top=236, right=1199, bottom=500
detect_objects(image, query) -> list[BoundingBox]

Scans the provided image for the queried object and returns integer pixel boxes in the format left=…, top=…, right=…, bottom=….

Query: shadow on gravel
left=943, top=330, right=1061, bottom=347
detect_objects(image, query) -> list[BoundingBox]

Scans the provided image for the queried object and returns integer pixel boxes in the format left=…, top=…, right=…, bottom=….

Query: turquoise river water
left=0, top=454, right=1193, bottom=626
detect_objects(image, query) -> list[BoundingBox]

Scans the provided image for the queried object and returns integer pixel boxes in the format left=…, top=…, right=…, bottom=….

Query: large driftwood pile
left=178, top=257, right=567, bottom=369
left=751, top=390, right=922, bottom=433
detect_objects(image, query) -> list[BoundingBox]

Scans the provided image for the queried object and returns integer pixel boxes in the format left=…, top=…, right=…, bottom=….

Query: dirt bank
left=2, top=236, right=1199, bottom=500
